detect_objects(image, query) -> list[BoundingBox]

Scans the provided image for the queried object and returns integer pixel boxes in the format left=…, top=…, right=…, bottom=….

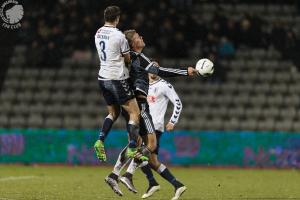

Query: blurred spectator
left=271, top=21, right=286, bottom=50
left=284, top=30, right=300, bottom=71
left=26, top=41, right=43, bottom=67
left=218, top=37, right=235, bottom=59
left=202, top=32, right=219, bottom=56
left=168, top=32, right=188, bottom=58
left=206, top=53, right=227, bottom=83
left=15, top=0, right=298, bottom=68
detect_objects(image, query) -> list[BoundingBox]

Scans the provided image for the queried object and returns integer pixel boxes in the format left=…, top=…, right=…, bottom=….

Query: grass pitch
left=0, top=165, right=299, bottom=200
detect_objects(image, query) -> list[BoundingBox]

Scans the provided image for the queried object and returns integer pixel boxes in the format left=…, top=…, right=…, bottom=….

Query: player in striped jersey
left=120, top=73, right=186, bottom=200
left=104, top=30, right=195, bottom=198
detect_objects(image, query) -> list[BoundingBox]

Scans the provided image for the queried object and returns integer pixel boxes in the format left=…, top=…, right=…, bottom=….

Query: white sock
left=126, top=160, right=148, bottom=174
left=156, top=164, right=166, bottom=174
left=112, top=145, right=131, bottom=176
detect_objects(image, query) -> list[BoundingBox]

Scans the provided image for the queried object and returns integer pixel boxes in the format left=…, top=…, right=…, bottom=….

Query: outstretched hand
left=152, top=61, right=160, bottom=67
left=187, top=67, right=198, bottom=76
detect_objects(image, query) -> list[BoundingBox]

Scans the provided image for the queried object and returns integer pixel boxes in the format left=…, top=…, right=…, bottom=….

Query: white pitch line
left=0, top=176, right=38, bottom=182
left=0, top=198, right=16, bottom=200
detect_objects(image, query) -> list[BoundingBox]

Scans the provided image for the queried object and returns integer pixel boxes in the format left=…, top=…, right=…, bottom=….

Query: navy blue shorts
left=98, top=78, right=135, bottom=105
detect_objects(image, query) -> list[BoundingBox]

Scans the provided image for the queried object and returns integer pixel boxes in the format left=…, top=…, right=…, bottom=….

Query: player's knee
left=130, top=114, right=140, bottom=124
left=108, top=108, right=120, bottom=120
left=147, top=140, right=157, bottom=152
left=149, top=159, right=160, bottom=170
left=128, top=122, right=140, bottom=141
left=150, top=134, right=157, bottom=146
left=108, top=112, right=119, bottom=121
left=137, top=136, right=143, bottom=146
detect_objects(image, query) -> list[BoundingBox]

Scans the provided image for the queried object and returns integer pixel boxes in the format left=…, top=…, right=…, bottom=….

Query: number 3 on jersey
left=99, top=41, right=106, bottom=61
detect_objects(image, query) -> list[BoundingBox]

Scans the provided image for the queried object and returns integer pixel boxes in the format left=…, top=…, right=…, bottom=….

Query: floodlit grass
left=0, top=165, right=299, bottom=200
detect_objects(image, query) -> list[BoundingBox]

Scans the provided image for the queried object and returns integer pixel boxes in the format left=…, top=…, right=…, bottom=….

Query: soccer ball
left=195, top=58, right=214, bottom=77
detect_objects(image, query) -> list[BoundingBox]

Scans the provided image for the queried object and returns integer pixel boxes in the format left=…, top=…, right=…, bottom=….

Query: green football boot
left=126, top=147, right=137, bottom=158
left=138, top=155, right=149, bottom=161
left=94, top=140, right=106, bottom=161
left=127, top=148, right=149, bottom=161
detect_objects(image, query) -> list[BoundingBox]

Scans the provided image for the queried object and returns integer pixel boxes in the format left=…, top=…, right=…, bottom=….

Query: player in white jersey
left=94, top=6, right=142, bottom=165
left=119, top=73, right=186, bottom=200
left=148, top=75, right=182, bottom=133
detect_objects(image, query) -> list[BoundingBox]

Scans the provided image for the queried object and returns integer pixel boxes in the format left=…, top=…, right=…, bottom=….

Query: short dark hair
left=104, top=6, right=121, bottom=22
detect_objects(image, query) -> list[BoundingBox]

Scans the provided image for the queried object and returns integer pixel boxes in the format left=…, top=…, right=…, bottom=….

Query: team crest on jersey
left=147, top=95, right=156, bottom=103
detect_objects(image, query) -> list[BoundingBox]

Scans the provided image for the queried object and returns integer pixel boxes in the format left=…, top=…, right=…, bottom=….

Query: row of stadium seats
left=2, top=88, right=300, bottom=106
left=196, top=3, right=300, bottom=36
left=199, top=4, right=297, bottom=14
left=1, top=99, right=299, bottom=118
left=1, top=45, right=300, bottom=131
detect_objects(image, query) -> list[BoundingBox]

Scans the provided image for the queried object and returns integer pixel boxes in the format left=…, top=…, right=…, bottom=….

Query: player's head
left=124, top=29, right=145, bottom=51
left=148, top=61, right=160, bottom=81
left=104, top=6, right=121, bottom=24
left=148, top=73, right=159, bottom=81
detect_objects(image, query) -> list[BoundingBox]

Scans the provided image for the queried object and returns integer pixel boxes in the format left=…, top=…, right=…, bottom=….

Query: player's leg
left=104, top=145, right=128, bottom=196
left=149, top=154, right=186, bottom=200
left=117, top=79, right=142, bottom=157
left=98, top=105, right=120, bottom=142
left=137, top=98, right=157, bottom=153
left=148, top=131, right=186, bottom=200
left=138, top=131, right=162, bottom=199
left=138, top=130, right=186, bottom=199
left=106, top=108, right=143, bottom=191
left=94, top=80, right=121, bottom=161
left=117, top=124, right=148, bottom=193
left=94, top=105, right=120, bottom=161
left=120, top=104, right=158, bottom=195
left=121, top=97, right=140, bottom=153
left=105, top=136, right=143, bottom=195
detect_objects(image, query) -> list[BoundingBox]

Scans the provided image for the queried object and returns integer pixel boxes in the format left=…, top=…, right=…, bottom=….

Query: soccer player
left=94, top=6, right=141, bottom=163
left=121, top=73, right=186, bottom=200
left=103, top=29, right=196, bottom=197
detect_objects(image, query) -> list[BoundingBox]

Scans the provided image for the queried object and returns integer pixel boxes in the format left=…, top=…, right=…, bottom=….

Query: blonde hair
left=124, top=29, right=136, bottom=48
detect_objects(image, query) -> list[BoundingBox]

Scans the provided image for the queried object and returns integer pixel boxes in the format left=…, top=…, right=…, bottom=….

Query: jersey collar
left=104, top=25, right=116, bottom=28
left=149, top=78, right=162, bottom=85
left=131, top=51, right=141, bottom=55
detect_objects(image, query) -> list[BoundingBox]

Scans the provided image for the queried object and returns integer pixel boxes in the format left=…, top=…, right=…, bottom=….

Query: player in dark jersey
left=124, top=29, right=196, bottom=159
left=102, top=29, right=197, bottom=197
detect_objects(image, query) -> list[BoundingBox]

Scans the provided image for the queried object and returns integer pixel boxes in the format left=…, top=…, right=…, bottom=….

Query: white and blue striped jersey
left=95, top=25, right=130, bottom=80
left=130, top=51, right=188, bottom=96
left=147, top=79, right=182, bottom=132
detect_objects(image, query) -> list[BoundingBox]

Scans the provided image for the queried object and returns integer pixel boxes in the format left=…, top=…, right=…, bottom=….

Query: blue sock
left=129, top=140, right=137, bottom=148
left=127, top=123, right=139, bottom=148
left=141, top=164, right=158, bottom=186
left=158, top=164, right=183, bottom=189
left=98, top=116, right=113, bottom=142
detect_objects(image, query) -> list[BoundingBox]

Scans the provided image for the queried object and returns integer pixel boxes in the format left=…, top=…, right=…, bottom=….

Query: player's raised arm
left=147, top=61, right=197, bottom=77
left=138, top=55, right=197, bottom=77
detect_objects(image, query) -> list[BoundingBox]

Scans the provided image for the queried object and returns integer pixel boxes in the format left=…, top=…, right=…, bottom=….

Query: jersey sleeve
left=157, top=66, right=188, bottom=77
left=120, top=34, right=130, bottom=55
left=163, top=82, right=182, bottom=125
left=138, top=53, right=188, bottom=77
